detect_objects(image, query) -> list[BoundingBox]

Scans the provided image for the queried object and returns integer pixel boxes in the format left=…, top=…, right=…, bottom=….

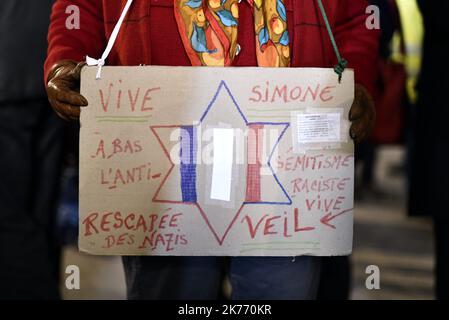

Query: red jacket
left=45, top=0, right=379, bottom=93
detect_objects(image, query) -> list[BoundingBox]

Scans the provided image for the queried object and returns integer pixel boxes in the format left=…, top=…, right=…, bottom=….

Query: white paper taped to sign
left=79, top=66, right=355, bottom=256
left=210, top=128, right=234, bottom=202
left=297, top=113, right=341, bottom=144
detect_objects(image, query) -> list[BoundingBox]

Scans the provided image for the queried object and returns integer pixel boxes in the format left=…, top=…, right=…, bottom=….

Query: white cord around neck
left=86, top=0, right=134, bottom=79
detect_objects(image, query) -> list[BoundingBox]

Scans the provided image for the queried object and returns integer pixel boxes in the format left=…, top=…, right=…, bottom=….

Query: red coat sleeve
left=44, top=0, right=106, bottom=81
left=333, top=0, right=380, bottom=96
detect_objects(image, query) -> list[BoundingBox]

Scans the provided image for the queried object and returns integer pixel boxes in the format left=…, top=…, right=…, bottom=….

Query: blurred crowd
left=0, top=0, right=448, bottom=300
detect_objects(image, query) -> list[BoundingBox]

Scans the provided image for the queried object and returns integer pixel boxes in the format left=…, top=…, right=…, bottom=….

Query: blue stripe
left=180, top=126, right=197, bottom=203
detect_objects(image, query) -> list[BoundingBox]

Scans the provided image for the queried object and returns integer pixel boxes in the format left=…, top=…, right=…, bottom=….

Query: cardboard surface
left=79, top=66, right=355, bottom=256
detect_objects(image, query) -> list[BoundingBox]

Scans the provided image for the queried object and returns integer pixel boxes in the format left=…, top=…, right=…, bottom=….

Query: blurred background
left=1, top=0, right=447, bottom=300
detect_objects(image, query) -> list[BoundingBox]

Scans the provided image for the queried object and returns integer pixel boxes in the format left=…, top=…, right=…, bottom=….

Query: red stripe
left=246, top=124, right=263, bottom=202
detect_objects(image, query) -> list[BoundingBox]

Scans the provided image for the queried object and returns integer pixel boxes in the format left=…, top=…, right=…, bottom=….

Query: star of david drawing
left=150, top=81, right=292, bottom=245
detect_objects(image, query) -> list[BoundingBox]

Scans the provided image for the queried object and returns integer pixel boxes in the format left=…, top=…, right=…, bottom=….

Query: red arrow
left=320, top=208, right=354, bottom=229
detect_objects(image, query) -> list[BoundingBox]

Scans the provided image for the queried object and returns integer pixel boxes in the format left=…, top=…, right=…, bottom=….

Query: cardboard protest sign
left=79, top=66, right=354, bottom=256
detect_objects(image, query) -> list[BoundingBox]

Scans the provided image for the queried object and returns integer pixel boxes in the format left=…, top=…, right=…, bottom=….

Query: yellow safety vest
left=391, top=0, right=423, bottom=103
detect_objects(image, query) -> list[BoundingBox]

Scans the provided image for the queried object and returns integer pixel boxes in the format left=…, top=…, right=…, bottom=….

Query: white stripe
left=210, top=128, right=234, bottom=202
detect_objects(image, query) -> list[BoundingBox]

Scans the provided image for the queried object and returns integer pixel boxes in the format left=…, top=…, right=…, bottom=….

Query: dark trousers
left=0, top=100, right=64, bottom=299
left=122, top=256, right=321, bottom=300
left=434, top=218, right=449, bottom=300
left=317, top=256, right=351, bottom=300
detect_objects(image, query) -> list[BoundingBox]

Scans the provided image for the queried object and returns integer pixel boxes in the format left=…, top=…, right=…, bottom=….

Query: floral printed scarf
left=174, top=0, right=291, bottom=67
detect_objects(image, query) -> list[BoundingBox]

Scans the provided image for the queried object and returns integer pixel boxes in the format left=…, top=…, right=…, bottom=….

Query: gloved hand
left=46, top=60, right=88, bottom=121
left=349, top=84, right=376, bottom=143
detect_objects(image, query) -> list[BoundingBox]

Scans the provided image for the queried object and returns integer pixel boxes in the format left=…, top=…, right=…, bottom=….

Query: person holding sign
left=45, top=0, right=378, bottom=299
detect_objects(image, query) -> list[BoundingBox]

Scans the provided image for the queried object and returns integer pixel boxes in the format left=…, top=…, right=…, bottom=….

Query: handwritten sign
left=79, top=66, right=355, bottom=256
